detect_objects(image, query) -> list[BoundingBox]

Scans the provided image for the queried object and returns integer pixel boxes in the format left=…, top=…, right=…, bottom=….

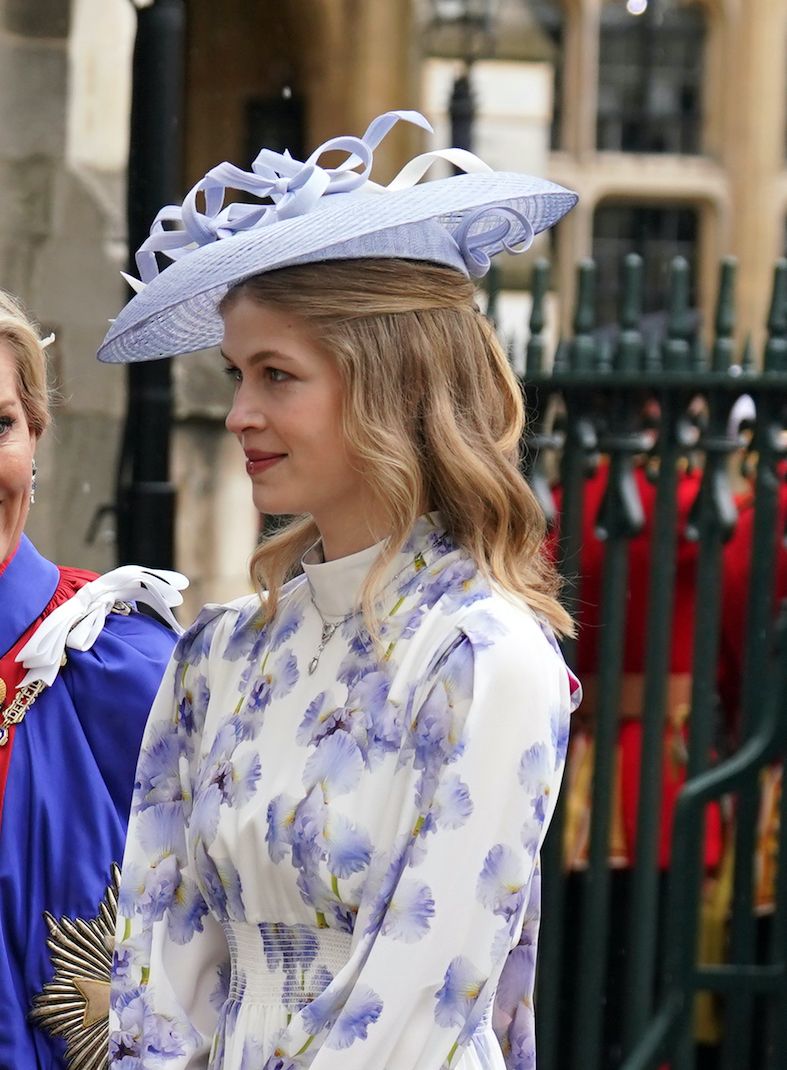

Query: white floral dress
left=110, top=516, right=580, bottom=1070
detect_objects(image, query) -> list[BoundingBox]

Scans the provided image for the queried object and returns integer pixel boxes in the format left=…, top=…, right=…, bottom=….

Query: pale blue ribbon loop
left=453, top=205, right=535, bottom=278
left=134, top=110, right=435, bottom=283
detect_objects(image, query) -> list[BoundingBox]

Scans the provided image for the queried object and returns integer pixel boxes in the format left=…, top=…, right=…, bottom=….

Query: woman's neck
left=315, top=517, right=391, bottom=562
left=310, top=495, right=432, bottom=563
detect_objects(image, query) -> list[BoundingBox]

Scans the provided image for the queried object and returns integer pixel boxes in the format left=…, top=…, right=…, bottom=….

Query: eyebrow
left=219, top=349, right=296, bottom=366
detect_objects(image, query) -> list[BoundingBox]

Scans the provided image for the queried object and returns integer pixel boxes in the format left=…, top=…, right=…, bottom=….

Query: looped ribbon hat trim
left=453, top=205, right=535, bottom=278
left=130, top=111, right=498, bottom=287
left=16, top=566, right=188, bottom=688
left=101, top=109, right=578, bottom=362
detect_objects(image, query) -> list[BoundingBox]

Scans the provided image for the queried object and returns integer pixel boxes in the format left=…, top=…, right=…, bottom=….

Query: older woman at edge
left=0, top=290, right=184, bottom=1069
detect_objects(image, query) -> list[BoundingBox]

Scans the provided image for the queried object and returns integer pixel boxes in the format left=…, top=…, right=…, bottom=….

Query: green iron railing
left=514, top=254, right=787, bottom=1069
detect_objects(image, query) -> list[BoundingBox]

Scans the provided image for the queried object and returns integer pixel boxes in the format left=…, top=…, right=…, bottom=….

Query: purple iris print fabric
left=110, top=515, right=579, bottom=1070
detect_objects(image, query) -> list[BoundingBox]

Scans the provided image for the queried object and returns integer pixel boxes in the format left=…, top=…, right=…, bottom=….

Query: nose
left=225, top=381, right=265, bottom=437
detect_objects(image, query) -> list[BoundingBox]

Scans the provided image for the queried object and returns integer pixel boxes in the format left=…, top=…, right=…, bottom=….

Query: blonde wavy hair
left=0, top=290, right=51, bottom=436
left=220, top=259, right=573, bottom=637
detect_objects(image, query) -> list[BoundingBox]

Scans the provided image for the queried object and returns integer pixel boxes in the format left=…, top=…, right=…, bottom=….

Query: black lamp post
left=429, top=0, right=500, bottom=315
left=115, top=0, right=185, bottom=569
left=428, top=0, right=498, bottom=154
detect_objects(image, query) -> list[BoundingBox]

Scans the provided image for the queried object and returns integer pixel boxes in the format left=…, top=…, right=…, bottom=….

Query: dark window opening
left=592, top=201, right=699, bottom=328
left=597, top=1, right=706, bottom=154
left=245, top=95, right=305, bottom=169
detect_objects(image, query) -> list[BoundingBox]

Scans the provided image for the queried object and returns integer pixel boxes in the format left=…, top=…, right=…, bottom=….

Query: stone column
left=561, top=0, right=601, bottom=159
left=2, top=0, right=136, bottom=571
left=554, top=0, right=602, bottom=332
left=724, top=0, right=787, bottom=350
left=0, top=3, right=69, bottom=303
left=299, top=0, right=421, bottom=180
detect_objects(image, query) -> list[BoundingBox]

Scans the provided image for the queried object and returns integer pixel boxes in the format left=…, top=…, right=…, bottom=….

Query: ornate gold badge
left=30, top=864, right=120, bottom=1070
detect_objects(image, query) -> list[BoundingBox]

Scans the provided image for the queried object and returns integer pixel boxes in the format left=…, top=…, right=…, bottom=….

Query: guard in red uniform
left=553, top=455, right=723, bottom=1069
left=559, top=460, right=723, bottom=874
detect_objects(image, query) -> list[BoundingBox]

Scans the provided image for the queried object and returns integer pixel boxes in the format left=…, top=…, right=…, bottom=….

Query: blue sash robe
left=0, top=536, right=176, bottom=1068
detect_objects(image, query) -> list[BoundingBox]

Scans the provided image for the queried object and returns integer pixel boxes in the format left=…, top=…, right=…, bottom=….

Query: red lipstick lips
left=244, top=449, right=285, bottom=476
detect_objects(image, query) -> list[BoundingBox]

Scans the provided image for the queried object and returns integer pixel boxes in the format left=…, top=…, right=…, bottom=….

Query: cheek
left=0, top=454, right=31, bottom=505
left=0, top=435, right=35, bottom=498
left=312, top=433, right=364, bottom=495
left=289, top=385, right=347, bottom=456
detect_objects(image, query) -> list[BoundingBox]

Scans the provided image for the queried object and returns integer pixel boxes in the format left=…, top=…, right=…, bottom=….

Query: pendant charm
left=308, top=602, right=354, bottom=678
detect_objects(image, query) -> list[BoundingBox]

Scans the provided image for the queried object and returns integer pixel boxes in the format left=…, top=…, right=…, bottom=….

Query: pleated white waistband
left=223, top=921, right=353, bottom=1006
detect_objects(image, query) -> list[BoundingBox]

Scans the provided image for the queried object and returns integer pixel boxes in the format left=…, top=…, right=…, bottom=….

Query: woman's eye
left=222, top=365, right=242, bottom=384
left=0, top=415, right=13, bottom=437
left=266, top=367, right=291, bottom=384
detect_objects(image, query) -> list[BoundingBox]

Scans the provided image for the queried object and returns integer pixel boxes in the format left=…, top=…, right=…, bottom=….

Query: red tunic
left=554, top=462, right=722, bottom=870
left=719, top=474, right=787, bottom=727
left=0, top=554, right=97, bottom=827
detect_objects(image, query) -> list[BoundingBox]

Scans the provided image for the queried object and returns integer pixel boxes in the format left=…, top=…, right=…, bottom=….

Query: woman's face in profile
left=222, top=298, right=373, bottom=532
left=0, top=343, right=35, bottom=562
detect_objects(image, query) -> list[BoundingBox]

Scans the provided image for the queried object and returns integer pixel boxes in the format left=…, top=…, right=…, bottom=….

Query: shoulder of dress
left=452, top=582, right=536, bottom=629
left=455, top=591, right=581, bottom=712
left=173, top=593, right=259, bottom=665
left=280, top=572, right=307, bottom=597
left=450, top=589, right=563, bottom=664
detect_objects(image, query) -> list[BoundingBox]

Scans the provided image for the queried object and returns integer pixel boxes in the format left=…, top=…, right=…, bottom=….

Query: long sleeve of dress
left=276, top=606, right=572, bottom=1070
left=110, top=610, right=232, bottom=1069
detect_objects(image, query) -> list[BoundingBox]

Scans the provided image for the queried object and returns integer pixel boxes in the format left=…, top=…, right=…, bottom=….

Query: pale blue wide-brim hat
left=98, top=111, right=577, bottom=364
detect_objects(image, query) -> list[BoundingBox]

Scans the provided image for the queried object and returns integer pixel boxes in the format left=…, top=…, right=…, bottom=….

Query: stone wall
left=2, top=0, right=136, bottom=572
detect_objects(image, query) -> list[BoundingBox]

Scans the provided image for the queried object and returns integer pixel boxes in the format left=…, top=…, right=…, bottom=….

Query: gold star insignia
left=30, top=864, right=120, bottom=1069
left=73, top=976, right=111, bottom=1028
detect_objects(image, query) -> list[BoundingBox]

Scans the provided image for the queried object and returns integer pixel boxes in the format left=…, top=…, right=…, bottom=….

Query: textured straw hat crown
left=98, top=110, right=577, bottom=364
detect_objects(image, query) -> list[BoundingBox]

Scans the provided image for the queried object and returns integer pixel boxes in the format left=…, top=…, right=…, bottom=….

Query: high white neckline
left=301, top=513, right=447, bottom=619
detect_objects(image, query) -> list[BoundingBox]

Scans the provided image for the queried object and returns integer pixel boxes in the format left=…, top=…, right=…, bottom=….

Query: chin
left=251, top=490, right=300, bottom=517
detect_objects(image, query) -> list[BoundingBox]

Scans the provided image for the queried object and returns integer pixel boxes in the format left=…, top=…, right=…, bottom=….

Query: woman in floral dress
left=101, top=111, right=581, bottom=1069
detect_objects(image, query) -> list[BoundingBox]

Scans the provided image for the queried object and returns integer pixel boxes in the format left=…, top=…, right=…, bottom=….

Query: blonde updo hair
left=220, top=258, right=573, bottom=637
left=0, top=290, right=50, bottom=436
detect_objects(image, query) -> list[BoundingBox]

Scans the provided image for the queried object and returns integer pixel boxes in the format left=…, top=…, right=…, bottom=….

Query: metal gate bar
left=522, top=252, right=787, bottom=1069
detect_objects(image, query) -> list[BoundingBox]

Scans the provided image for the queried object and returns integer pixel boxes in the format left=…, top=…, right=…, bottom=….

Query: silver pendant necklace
left=305, top=537, right=438, bottom=675
left=308, top=600, right=359, bottom=675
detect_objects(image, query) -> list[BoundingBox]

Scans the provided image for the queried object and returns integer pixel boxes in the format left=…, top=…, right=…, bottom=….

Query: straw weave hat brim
left=99, top=170, right=576, bottom=364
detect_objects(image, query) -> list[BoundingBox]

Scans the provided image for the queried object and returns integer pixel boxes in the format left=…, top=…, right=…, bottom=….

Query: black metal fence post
left=528, top=260, right=598, bottom=1070
left=621, top=255, right=692, bottom=1055
left=521, top=250, right=787, bottom=1070
left=720, top=260, right=787, bottom=1070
